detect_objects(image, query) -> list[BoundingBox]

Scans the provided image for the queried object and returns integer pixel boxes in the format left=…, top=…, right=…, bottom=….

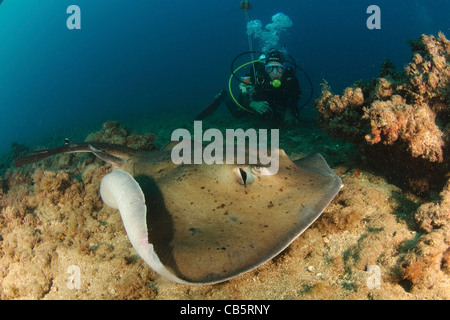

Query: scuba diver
left=194, top=3, right=311, bottom=125
left=195, top=49, right=306, bottom=126
left=226, top=49, right=302, bottom=125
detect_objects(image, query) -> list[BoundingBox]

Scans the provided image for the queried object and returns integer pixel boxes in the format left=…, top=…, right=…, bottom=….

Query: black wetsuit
left=227, top=62, right=302, bottom=123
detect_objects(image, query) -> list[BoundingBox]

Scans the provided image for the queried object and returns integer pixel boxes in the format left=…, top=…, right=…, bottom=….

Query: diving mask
left=265, top=64, right=285, bottom=74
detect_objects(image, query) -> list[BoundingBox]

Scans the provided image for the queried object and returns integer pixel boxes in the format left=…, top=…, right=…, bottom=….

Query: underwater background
left=0, top=0, right=448, bottom=154
left=1, top=0, right=450, bottom=300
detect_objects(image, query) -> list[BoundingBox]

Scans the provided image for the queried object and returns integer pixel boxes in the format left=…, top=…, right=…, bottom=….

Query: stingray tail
left=14, top=141, right=93, bottom=167
left=14, top=139, right=146, bottom=168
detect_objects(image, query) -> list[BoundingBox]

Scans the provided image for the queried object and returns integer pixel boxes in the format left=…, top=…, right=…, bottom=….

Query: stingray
left=15, top=140, right=343, bottom=285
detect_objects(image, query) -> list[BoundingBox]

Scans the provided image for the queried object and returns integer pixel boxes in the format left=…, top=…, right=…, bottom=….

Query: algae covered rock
left=315, top=33, right=450, bottom=193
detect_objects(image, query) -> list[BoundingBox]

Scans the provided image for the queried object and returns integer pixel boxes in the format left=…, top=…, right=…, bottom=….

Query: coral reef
left=316, top=33, right=450, bottom=194
left=315, top=33, right=450, bottom=296
left=415, top=179, right=450, bottom=232
left=86, top=121, right=157, bottom=151
left=0, top=122, right=158, bottom=299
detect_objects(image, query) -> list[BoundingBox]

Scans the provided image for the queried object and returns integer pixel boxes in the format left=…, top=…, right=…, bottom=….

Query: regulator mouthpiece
left=271, top=79, right=281, bottom=88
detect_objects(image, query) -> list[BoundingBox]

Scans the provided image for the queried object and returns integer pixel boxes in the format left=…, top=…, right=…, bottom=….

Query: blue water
left=0, top=0, right=448, bottom=153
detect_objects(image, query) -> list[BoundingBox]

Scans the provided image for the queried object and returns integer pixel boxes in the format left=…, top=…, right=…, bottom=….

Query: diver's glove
left=250, top=101, right=272, bottom=115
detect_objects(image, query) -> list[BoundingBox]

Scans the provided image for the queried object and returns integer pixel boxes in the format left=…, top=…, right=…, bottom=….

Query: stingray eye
left=234, top=167, right=255, bottom=185
left=239, top=168, right=248, bottom=184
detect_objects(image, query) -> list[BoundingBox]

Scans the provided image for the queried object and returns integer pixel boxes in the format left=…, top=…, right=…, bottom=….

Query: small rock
left=307, top=266, right=316, bottom=272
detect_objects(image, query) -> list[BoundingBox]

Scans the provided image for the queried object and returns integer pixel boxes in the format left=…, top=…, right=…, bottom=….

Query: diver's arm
left=239, top=93, right=271, bottom=115
left=238, top=90, right=252, bottom=108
